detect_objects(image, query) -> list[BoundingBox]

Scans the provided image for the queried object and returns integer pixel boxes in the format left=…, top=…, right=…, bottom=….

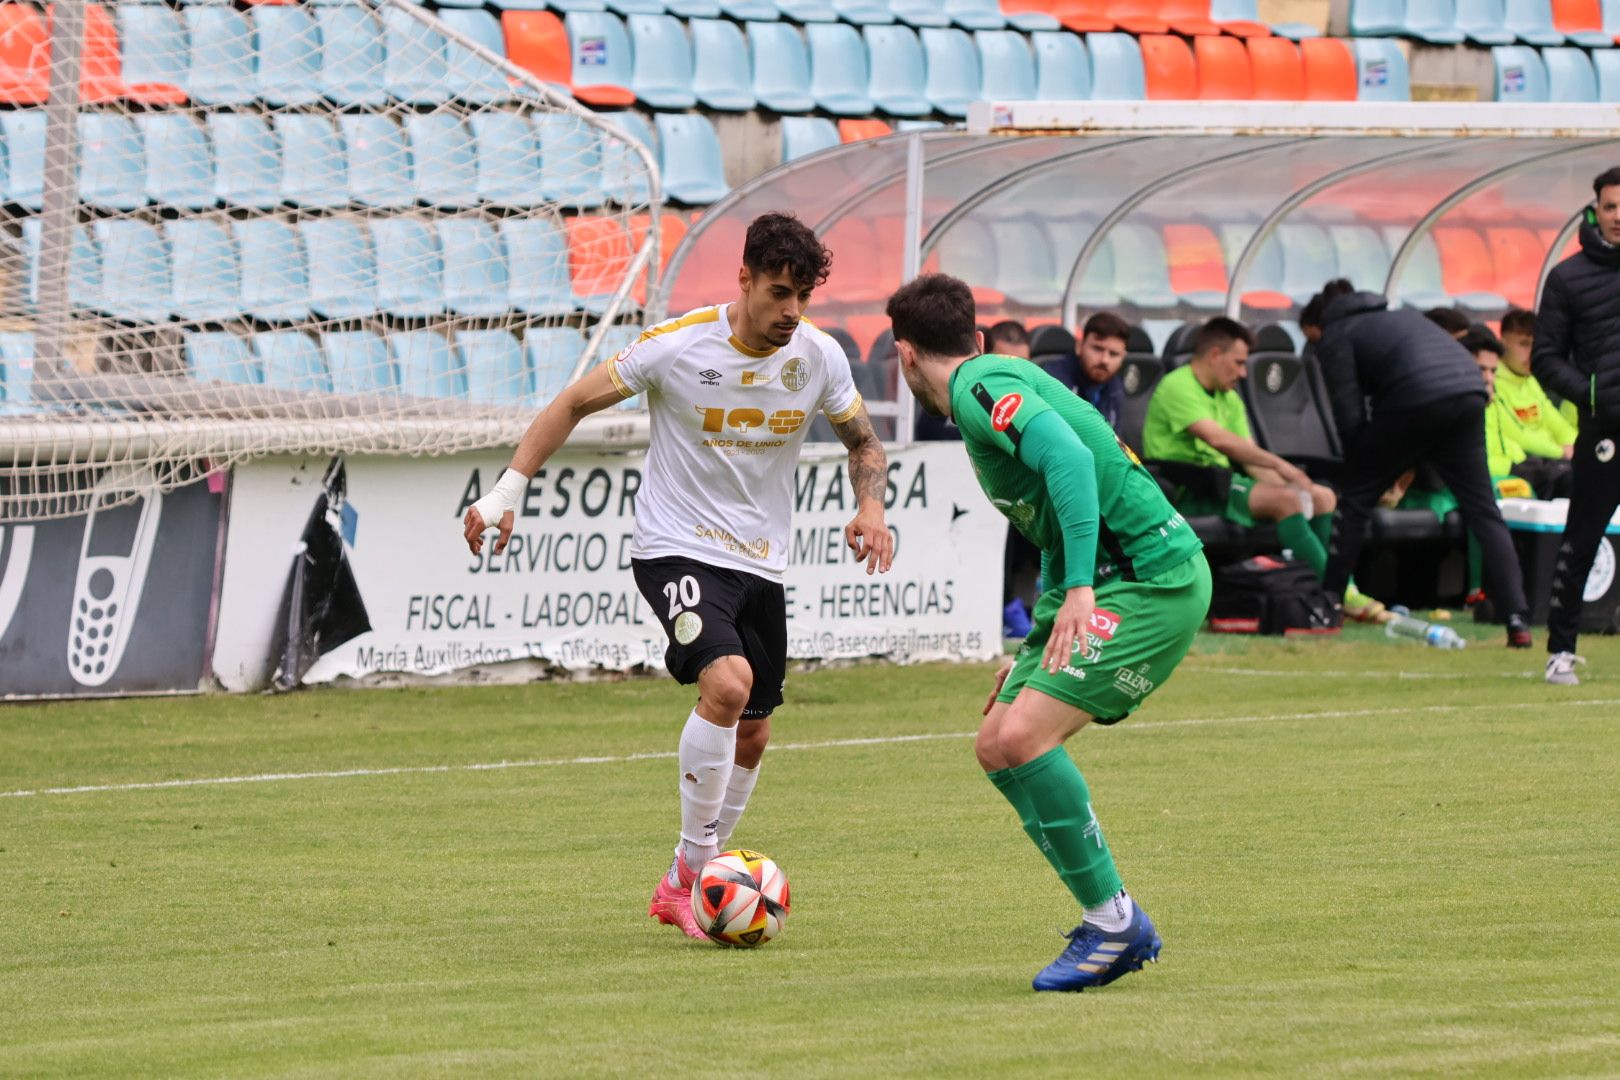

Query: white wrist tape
left=471, top=467, right=527, bottom=529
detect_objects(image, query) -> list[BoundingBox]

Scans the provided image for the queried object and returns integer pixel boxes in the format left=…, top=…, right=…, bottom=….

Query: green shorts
left=1178, top=472, right=1255, bottom=528
left=998, top=554, right=1212, bottom=723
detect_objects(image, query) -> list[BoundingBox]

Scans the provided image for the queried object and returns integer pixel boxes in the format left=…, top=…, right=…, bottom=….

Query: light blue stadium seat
left=1219, top=222, right=1284, bottom=301
left=495, top=0, right=605, bottom=12
left=1087, top=33, right=1145, bottom=99
left=1404, top=0, right=1466, bottom=42
left=207, top=114, right=280, bottom=209
left=184, top=8, right=256, bottom=106
left=891, top=0, right=952, bottom=29
left=168, top=219, right=240, bottom=322
left=0, top=332, right=35, bottom=411
left=437, top=219, right=510, bottom=317
left=1348, top=0, right=1407, bottom=35
left=405, top=114, right=478, bottom=209
left=392, top=332, right=464, bottom=399
left=720, top=0, right=781, bottom=20
left=669, top=0, right=723, bottom=15
left=459, top=330, right=528, bottom=403
left=1455, top=0, right=1515, bottom=43
left=565, top=13, right=637, bottom=99
left=780, top=116, right=840, bottom=161
left=1606, top=0, right=1620, bottom=38
left=22, top=219, right=102, bottom=312
left=864, top=25, right=929, bottom=115
left=604, top=0, right=663, bottom=17
left=1546, top=46, right=1598, bottom=100
left=776, top=0, right=838, bottom=20
left=316, top=8, right=388, bottom=107
left=79, top=113, right=145, bottom=212
left=1277, top=224, right=1337, bottom=304
left=1108, top=223, right=1177, bottom=309
left=526, top=327, right=586, bottom=406
left=947, top=0, right=1012, bottom=30
left=298, top=218, right=376, bottom=319
left=500, top=219, right=577, bottom=315
left=437, top=9, right=515, bottom=103
left=654, top=112, right=730, bottom=204
left=322, top=330, right=395, bottom=395
left=600, top=111, right=655, bottom=204
left=807, top=23, right=872, bottom=114
left=118, top=6, right=188, bottom=92
left=833, top=0, right=897, bottom=24
left=1503, top=0, right=1565, bottom=43
left=276, top=114, right=347, bottom=208
left=94, top=219, right=170, bottom=322
left=1353, top=38, right=1410, bottom=100
left=535, top=113, right=605, bottom=207
left=692, top=19, right=757, bottom=110
left=1213, top=0, right=1316, bottom=36
left=1492, top=44, right=1550, bottom=100
left=470, top=112, right=544, bottom=205
left=341, top=114, right=413, bottom=209
left=381, top=7, right=452, bottom=104
left=1328, top=225, right=1390, bottom=292
left=235, top=217, right=310, bottom=322
left=185, top=332, right=257, bottom=386
left=253, top=7, right=322, bottom=106
left=750, top=22, right=814, bottom=112
left=1382, top=226, right=1451, bottom=308
left=370, top=218, right=443, bottom=318
left=1595, top=47, right=1620, bottom=101
left=136, top=113, right=212, bottom=210
left=1032, top=31, right=1090, bottom=100
left=975, top=30, right=1034, bottom=101
left=256, top=332, right=332, bottom=393
left=0, top=111, right=44, bottom=209
left=628, top=14, right=698, bottom=108
left=990, top=219, right=1059, bottom=306
left=921, top=28, right=980, bottom=116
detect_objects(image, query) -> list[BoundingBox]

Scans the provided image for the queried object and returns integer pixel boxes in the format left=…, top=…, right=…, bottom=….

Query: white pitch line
left=1187, top=665, right=1539, bottom=681
left=2, top=699, right=1616, bottom=801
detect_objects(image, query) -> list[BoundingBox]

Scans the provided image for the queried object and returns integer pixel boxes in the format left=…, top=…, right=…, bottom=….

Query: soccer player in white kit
left=463, top=212, right=895, bottom=939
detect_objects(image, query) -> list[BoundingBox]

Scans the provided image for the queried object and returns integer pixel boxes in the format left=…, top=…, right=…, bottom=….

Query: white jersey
left=606, top=304, right=863, bottom=582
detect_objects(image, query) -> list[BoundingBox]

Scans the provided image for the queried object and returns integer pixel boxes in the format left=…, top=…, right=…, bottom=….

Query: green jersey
left=1141, top=364, right=1250, bottom=468
left=949, top=355, right=1202, bottom=588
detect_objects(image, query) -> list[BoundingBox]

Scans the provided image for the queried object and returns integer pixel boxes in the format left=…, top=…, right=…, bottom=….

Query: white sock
left=673, top=709, right=735, bottom=879
left=1084, top=889, right=1134, bottom=933
left=714, top=762, right=760, bottom=850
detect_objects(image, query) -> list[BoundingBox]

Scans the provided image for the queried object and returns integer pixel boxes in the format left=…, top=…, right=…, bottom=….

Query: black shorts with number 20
left=631, top=555, right=788, bottom=720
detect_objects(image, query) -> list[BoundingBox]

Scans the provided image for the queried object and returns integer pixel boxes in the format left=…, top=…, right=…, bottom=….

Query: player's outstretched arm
left=462, top=364, right=628, bottom=556
left=1185, top=419, right=1309, bottom=489
left=830, top=404, right=895, bottom=575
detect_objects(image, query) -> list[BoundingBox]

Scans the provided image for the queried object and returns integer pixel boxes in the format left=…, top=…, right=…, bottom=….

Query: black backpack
left=1208, top=555, right=1342, bottom=637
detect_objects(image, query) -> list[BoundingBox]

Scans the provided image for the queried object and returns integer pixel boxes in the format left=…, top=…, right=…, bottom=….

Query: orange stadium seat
left=1043, top=0, right=1118, bottom=31
left=566, top=215, right=635, bottom=306
left=1486, top=226, right=1545, bottom=308
left=1248, top=36, right=1304, bottom=99
left=1195, top=35, right=1252, bottom=97
left=1159, top=0, right=1221, bottom=35
left=1105, top=0, right=1171, bottom=34
left=85, top=3, right=183, bottom=104
left=838, top=118, right=893, bottom=142
left=0, top=5, right=49, bottom=104
left=1139, top=34, right=1196, bottom=98
left=1550, top=0, right=1609, bottom=42
left=1301, top=37, right=1357, bottom=100
left=628, top=212, right=689, bottom=304
left=1162, top=223, right=1229, bottom=297
left=1432, top=227, right=1499, bottom=299
left=502, top=11, right=634, bottom=107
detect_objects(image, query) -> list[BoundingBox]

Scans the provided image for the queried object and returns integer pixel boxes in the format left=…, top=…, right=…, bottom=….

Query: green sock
left=987, top=768, right=1063, bottom=878
left=1467, top=534, right=1482, bottom=593
left=1007, top=746, right=1123, bottom=907
left=1278, top=513, right=1327, bottom=579
left=1311, top=512, right=1333, bottom=551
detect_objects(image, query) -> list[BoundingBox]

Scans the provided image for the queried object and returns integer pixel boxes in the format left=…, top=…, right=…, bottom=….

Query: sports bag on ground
left=1208, top=555, right=1342, bottom=636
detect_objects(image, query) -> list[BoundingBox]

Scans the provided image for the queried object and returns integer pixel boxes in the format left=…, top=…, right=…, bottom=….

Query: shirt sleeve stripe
left=605, top=357, right=633, bottom=398
left=824, top=392, right=864, bottom=425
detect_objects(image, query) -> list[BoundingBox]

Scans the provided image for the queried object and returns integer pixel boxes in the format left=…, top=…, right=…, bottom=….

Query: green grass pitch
left=3, top=626, right=1619, bottom=1077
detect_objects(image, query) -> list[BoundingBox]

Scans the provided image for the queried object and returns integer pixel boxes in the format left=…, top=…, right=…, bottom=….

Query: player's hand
left=1277, top=461, right=1310, bottom=489
left=983, top=658, right=1015, bottom=716
left=1563, top=444, right=1575, bottom=460
left=463, top=506, right=514, bottom=556
left=844, top=502, right=895, bottom=576
left=1042, top=586, right=1095, bottom=675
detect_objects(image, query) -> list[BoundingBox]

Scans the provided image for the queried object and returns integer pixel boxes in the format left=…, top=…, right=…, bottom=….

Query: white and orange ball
left=689, top=849, right=791, bottom=947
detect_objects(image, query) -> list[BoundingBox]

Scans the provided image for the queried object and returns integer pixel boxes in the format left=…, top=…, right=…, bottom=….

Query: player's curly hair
left=743, top=212, right=833, bottom=290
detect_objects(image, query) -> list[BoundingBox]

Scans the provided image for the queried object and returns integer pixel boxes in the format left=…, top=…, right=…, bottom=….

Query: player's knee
left=974, top=723, right=1005, bottom=771
left=1314, top=485, right=1338, bottom=513
left=996, top=711, right=1046, bottom=768
left=699, top=657, right=753, bottom=719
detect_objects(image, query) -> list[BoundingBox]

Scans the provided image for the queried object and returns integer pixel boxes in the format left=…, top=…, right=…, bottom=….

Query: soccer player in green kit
left=886, top=274, right=1212, bottom=992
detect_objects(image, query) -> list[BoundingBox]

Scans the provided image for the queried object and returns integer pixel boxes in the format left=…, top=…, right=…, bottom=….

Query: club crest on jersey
left=782, top=357, right=809, bottom=392
left=991, top=393, right=1023, bottom=431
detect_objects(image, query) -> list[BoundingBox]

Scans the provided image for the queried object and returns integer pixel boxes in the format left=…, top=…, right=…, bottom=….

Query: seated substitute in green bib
left=885, top=272, right=1211, bottom=995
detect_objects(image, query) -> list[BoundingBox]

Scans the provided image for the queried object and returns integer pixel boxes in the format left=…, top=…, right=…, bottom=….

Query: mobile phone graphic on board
left=68, top=479, right=163, bottom=687
left=0, top=523, right=34, bottom=644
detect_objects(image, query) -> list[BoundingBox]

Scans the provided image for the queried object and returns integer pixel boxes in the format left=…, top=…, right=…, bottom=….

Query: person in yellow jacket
left=1499, top=308, right=1578, bottom=457
left=1476, top=321, right=1574, bottom=500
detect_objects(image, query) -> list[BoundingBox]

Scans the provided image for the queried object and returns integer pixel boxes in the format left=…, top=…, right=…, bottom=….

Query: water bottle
left=1384, top=613, right=1466, bottom=649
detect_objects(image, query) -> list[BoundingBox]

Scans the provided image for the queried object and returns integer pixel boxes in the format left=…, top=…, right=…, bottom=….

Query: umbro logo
left=698, top=369, right=722, bottom=385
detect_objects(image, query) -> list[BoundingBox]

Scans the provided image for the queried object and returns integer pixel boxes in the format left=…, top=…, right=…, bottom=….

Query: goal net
left=0, top=0, right=659, bottom=520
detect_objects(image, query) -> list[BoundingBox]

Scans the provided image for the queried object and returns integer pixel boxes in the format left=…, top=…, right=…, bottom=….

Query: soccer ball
left=689, top=849, right=791, bottom=947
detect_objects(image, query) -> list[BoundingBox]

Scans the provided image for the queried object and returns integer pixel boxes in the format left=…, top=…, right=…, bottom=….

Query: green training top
left=1141, top=364, right=1250, bottom=468
left=949, top=355, right=1202, bottom=589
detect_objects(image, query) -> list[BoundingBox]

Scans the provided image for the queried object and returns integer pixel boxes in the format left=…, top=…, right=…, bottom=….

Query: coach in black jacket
left=1533, top=169, right=1620, bottom=683
left=1301, top=281, right=1531, bottom=646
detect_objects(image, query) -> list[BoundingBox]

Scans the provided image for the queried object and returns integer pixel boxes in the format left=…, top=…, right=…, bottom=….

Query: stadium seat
left=1212, top=0, right=1285, bottom=34
left=405, top=114, right=479, bottom=209
left=921, top=27, right=981, bottom=115
left=606, top=0, right=667, bottom=16
left=470, top=112, right=545, bottom=205
left=77, top=4, right=145, bottom=104
left=502, top=11, right=598, bottom=100
left=1492, top=44, right=1550, bottom=100
left=1487, top=225, right=1545, bottom=307
left=381, top=7, right=451, bottom=104
left=1196, top=35, right=1253, bottom=98
left=1247, top=37, right=1303, bottom=98
left=1162, top=223, right=1228, bottom=307
left=185, top=331, right=257, bottom=386
left=951, top=0, right=1020, bottom=28
left=527, top=327, right=586, bottom=406
left=838, top=117, right=893, bottom=141
left=167, top=219, right=240, bottom=323
left=1348, top=0, right=1406, bottom=35
left=0, top=6, right=50, bottom=104
left=750, top=21, right=815, bottom=113
left=316, top=8, right=388, bottom=107
left=654, top=112, right=729, bottom=204
left=459, top=330, right=528, bottom=404
left=393, top=332, right=463, bottom=399
left=1103, top=0, right=1172, bottom=33
left=807, top=23, right=874, bottom=114
left=1503, top=0, right=1565, bottom=43
left=566, top=216, right=634, bottom=312
left=628, top=14, right=698, bottom=108
left=1595, top=46, right=1620, bottom=101
left=777, top=0, right=838, bottom=21
left=668, top=0, right=723, bottom=15
left=208, top=114, right=281, bottom=209
left=891, top=0, right=954, bottom=28
left=340, top=114, right=413, bottom=209
left=1243, top=353, right=1339, bottom=461
left=1403, top=0, right=1467, bottom=42
left=438, top=9, right=515, bottom=104
left=1114, top=354, right=1163, bottom=454
left=692, top=18, right=757, bottom=110
left=1300, top=37, right=1357, bottom=99
left=599, top=111, right=654, bottom=204
left=298, top=217, right=377, bottom=319
left=253, top=7, right=322, bottom=106
left=1012, top=0, right=1110, bottom=35
left=864, top=26, right=930, bottom=115
left=1455, top=0, right=1516, bottom=42
left=1032, top=31, right=1091, bottom=99
left=563, top=12, right=640, bottom=106
left=94, top=219, right=170, bottom=322
left=437, top=219, right=511, bottom=318
left=79, top=113, right=145, bottom=211
left=500, top=218, right=577, bottom=315
left=117, top=6, right=190, bottom=104
left=833, top=0, right=899, bottom=24
left=1139, top=34, right=1196, bottom=99
left=1545, top=45, right=1598, bottom=100
left=370, top=218, right=444, bottom=318
left=1328, top=224, right=1390, bottom=292
left=1352, top=38, right=1410, bottom=100
left=976, top=30, right=1036, bottom=100
left=628, top=210, right=688, bottom=281
left=1278, top=223, right=1336, bottom=303
left=0, top=111, right=44, bottom=209
left=21, top=219, right=101, bottom=311
left=137, top=114, right=213, bottom=211
left=1087, top=32, right=1147, bottom=98
left=989, top=219, right=1061, bottom=306
left=535, top=112, right=605, bottom=207
left=719, top=0, right=781, bottom=21
left=184, top=8, right=256, bottom=106
left=781, top=116, right=841, bottom=160
left=1157, top=0, right=1219, bottom=35
left=1433, top=226, right=1508, bottom=308
left=1382, top=225, right=1449, bottom=308
left=256, top=332, right=332, bottom=394
left=235, top=217, right=311, bottom=322
left=1110, top=223, right=1178, bottom=308
left=322, top=330, right=394, bottom=395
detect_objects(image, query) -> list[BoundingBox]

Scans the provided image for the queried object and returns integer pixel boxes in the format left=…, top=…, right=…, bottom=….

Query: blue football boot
left=1031, top=903, right=1161, bottom=992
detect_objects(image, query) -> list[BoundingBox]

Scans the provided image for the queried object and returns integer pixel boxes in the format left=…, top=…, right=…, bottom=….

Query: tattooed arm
left=830, top=403, right=895, bottom=575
